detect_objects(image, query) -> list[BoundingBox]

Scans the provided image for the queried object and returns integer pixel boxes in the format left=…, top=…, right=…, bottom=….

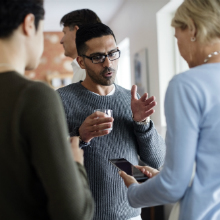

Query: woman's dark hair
left=76, top=23, right=116, bottom=56
left=60, top=9, right=102, bottom=30
left=0, top=0, right=45, bottom=38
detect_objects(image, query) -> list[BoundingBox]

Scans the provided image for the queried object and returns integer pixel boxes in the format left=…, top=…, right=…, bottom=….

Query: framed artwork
left=134, top=48, right=150, bottom=97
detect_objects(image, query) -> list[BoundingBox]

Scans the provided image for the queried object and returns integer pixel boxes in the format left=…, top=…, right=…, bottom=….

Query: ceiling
left=44, top=0, right=125, bottom=32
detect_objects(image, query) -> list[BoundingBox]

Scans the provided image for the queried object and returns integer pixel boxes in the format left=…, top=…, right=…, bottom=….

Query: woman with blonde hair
left=120, top=0, right=220, bottom=219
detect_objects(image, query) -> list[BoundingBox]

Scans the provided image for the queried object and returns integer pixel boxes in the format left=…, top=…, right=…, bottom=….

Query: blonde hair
left=171, top=0, right=220, bottom=43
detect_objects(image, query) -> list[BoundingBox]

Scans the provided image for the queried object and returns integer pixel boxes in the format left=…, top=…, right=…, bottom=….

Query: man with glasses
left=58, top=23, right=165, bottom=220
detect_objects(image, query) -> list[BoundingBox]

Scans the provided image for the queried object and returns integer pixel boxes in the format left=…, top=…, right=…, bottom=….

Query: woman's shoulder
left=2, top=72, right=56, bottom=102
left=9, top=72, right=53, bottom=92
left=13, top=75, right=60, bottom=108
left=170, top=64, right=216, bottom=85
left=24, top=79, right=56, bottom=99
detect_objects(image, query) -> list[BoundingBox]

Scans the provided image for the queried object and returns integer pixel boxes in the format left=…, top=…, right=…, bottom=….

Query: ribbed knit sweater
left=58, top=82, right=165, bottom=220
left=0, top=72, right=94, bottom=220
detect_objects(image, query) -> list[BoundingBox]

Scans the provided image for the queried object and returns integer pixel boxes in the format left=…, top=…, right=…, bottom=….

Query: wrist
left=76, top=127, right=91, bottom=148
left=79, top=135, right=91, bottom=148
left=132, top=114, right=150, bottom=125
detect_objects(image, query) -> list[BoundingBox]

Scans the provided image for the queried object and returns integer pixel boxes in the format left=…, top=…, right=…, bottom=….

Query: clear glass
left=94, top=109, right=113, bottom=131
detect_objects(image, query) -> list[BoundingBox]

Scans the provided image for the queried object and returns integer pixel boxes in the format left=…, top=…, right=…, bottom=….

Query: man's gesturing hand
left=131, top=85, right=156, bottom=122
left=79, top=111, right=114, bottom=143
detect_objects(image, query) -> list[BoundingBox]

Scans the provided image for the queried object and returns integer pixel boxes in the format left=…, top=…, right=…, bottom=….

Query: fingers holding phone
left=135, top=165, right=160, bottom=178
left=119, top=170, right=138, bottom=188
left=109, top=158, right=149, bottom=189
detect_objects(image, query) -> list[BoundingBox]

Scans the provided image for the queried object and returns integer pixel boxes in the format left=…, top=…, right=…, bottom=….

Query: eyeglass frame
left=80, top=49, right=121, bottom=64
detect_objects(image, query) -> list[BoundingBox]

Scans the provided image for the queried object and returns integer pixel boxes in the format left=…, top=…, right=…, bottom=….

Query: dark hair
left=60, top=9, right=102, bottom=30
left=76, top=23, right=116, bottom=55
left=0, top=0, right=45, bottom=38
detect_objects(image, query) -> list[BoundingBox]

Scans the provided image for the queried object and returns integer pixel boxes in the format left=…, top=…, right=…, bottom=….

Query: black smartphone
left=109, top=158, right=149, bottom=182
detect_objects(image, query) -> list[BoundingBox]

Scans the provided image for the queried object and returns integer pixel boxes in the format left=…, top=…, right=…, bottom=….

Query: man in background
left=58, top=23, right=166, bottom=220
left=60, top=9, right=101, bottom=83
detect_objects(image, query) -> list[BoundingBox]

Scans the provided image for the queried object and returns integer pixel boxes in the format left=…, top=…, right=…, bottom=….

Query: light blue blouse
left=127, top=63, right=220, bottom=220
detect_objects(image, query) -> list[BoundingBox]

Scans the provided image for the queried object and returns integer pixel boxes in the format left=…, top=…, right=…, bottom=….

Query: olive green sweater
left=0, top=71, right=94, bottom=220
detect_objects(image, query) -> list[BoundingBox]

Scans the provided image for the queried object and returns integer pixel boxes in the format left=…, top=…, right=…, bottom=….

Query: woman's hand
left=119, top=171, right=139, bottom=188
left=135, top=165, right=160, bottom=178
left=70, top=136, right=84, bottom=165
left=119, top=165, right=160, bottom=188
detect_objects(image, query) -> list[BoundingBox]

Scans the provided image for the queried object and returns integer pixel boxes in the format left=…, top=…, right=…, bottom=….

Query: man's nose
left=60, top=37, right=64, bottom=44
left=102, top=56, right=112, bottom=67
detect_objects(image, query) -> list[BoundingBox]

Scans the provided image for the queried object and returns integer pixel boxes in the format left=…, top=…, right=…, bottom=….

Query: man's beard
left=86, top=66, right=117, bottom=86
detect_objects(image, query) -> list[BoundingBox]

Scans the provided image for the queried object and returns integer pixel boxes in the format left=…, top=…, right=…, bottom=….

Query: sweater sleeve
left=127, top=78, right=199, bottom=208
left=133, top=117, right=166, bottom=169
left=20, top=82, right=94, bottom=220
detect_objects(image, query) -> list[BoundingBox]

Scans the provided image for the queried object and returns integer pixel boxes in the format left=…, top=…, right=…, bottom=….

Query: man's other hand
left=131, top=85, right=156, bottom=122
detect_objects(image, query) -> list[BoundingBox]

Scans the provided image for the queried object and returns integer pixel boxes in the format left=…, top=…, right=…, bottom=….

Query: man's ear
left=75, top=25, right=79, bottom=31
left=77, top=56, right=86, bottom=69
left=22, top=14, right=35, bottom=36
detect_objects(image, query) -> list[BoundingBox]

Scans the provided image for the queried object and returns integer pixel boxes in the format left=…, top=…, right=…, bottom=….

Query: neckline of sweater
left=77, top=81, right=118, bottom=98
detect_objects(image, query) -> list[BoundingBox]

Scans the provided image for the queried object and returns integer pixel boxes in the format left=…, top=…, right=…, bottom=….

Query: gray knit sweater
left=58, top=82, right=165, bottom=220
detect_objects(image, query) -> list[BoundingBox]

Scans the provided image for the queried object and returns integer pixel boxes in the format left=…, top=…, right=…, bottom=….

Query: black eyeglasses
left=81, top=50, right=121, bottom=64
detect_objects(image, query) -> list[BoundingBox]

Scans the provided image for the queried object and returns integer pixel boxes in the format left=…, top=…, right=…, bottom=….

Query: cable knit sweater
left=58, top=82, right=165, bottom=220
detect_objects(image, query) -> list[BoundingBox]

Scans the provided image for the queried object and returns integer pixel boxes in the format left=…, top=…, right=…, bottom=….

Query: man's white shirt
left=71, top=59, right=86, bottom=83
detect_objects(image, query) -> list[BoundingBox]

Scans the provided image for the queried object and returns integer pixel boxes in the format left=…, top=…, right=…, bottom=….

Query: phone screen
left=109, top=158, right=149, bottom=182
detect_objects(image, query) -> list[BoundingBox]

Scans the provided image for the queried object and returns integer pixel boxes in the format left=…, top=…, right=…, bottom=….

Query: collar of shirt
left=92, top=84, right=115, bottom=96
left=71, top=59, right=80, bottom=71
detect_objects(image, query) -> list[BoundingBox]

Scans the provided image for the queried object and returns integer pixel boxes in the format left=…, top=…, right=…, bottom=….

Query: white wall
left=157, top=0, right=184, bottom=128
left=44, top=0, right=125, bottom=31
left=108, top=0, right=169, bottom=127
left=117, top=38, right=131, bottom=90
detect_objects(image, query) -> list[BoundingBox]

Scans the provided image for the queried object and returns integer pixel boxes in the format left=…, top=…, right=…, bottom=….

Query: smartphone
left=109, top=158, right=149, bottom=182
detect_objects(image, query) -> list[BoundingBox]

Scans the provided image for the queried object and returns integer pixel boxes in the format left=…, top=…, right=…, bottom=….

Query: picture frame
left=134, top=48, right=150, bottom=97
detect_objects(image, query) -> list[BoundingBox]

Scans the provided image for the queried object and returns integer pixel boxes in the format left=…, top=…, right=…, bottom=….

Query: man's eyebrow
left=89, top=48, right=118, bottom=56
left=108, top=48, right=118, bottom=53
